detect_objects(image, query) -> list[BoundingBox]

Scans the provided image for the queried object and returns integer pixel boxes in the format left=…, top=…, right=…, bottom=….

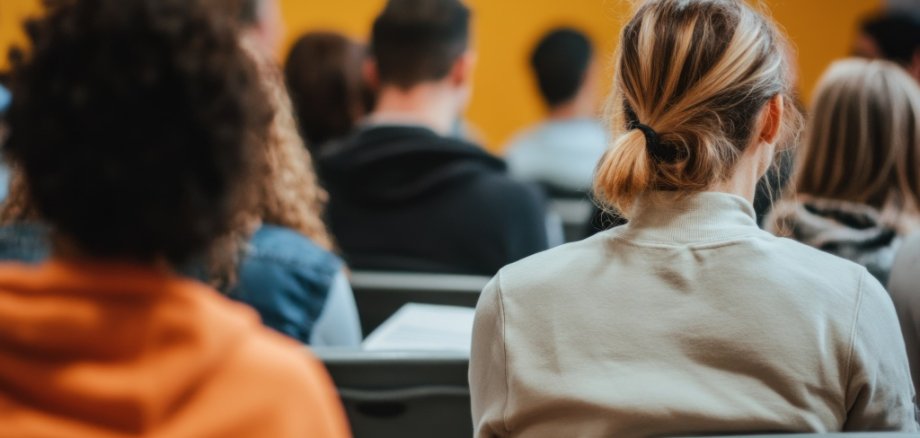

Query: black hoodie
left=318, top=125, right=549, bottom=275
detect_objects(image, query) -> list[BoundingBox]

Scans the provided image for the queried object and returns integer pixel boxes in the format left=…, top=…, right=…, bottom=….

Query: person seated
left=285, top=32, right=375, bottom=155
left=504, top=28, right=607, bottom=194
left=888, top=232, right=920, bottom=404
left=470, top=0, right=916, bottom=436
left=236, top=41, right=362, bottom=346
left=0, top=0, right=363, bottom=349
left=854, top=10, right=920, bottom=81
left=767, top=59, right=920, bottom=284
left=318, top=0, right=550, bottom=275
left=0, top=0, right=349, bottom=435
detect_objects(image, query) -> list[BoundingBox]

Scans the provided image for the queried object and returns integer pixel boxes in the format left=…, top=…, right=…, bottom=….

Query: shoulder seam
left=496, top=270, right=512, bottom=435
left=843, top=269, right=867, bottom=414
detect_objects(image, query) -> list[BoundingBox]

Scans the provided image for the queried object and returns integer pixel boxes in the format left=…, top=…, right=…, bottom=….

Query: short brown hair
left=371, top=0, right=471, bottom=89
left=593, top=0, right=802, bottom=215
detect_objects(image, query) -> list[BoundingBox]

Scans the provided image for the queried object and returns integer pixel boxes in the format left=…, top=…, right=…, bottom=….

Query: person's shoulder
left=749, top=229, right=873, bottom=302
left=887, top=232, right=920, bottom=298
left=503, top=123, right=546, bottom=153
left=233, top=329, right=328, bottom=391
left=495, top=231, right=610, bottom=293
left=252, top=225, right=326, bottom=251
left=767, top=232, right=865, bottom=268
left=221, top=328, right=349, bottom=435
left=248, top=225, right=340, bottom=271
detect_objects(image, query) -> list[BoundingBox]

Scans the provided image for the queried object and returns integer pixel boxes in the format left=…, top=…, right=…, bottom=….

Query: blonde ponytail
left=594, top=0, right=802, bottom=216
left=595, top=130, right=654, bottom=212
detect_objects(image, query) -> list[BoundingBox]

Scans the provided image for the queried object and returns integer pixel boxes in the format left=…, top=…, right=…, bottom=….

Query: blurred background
left=0, top=0, right=903, bottom=150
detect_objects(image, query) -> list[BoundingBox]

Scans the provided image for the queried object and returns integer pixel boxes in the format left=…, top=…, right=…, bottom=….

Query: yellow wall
left=280, top=0, right=881, bottom=150
left=0, top=0, right=42, bottom=71
left=1, top=0, right=882, bottom=150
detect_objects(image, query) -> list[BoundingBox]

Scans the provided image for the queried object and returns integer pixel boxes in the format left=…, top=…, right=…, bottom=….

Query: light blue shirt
left=0, top=84, right=10, bottom=113
left=504, top=118, right=608, bottom=192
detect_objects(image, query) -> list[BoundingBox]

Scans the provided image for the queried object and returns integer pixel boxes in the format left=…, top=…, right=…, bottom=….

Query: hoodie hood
left=0, top=260, right=256, bottom=435
left=318, top=125, right=506, bottom=205
left=768, top=197, right=902, bottom=283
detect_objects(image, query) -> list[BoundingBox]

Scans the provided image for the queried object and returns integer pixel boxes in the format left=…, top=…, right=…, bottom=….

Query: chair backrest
left=549, top=197, right=595, bottom=243
left=350, top=271, right=491, bottom=337
left=315, top=349, right=471, bottom=438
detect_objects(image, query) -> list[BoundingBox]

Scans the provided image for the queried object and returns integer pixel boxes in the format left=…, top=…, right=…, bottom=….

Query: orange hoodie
left=0, top=259, right=351, bottom=437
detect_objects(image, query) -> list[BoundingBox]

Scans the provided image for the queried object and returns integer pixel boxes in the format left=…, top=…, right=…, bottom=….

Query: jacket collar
left=614, top=191, right=762, bottom=245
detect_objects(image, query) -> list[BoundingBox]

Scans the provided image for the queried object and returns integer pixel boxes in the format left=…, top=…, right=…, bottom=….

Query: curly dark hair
left=5, top=0, right=272, bottom=266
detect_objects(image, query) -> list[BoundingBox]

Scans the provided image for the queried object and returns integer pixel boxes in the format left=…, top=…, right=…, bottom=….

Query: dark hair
left=861, top=11, right=920, bottom=66
left=238, top=0, right=263, bottom=25
left=371, top=0, right=471, bottom=88
left=5, top=0, right=272, bottom=265
left=285, top=32, right=375, bottom=149
left=531, top=28, right=594, bottom=107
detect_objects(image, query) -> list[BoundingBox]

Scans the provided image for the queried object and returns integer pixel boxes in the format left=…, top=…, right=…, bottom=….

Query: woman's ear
left=759, top=94, right=784, bottom=145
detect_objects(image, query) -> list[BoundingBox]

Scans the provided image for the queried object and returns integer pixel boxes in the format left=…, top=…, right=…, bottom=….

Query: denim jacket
left=0, top=222, right=51, bottom=263
left=231, top=224, right=342, bottom=343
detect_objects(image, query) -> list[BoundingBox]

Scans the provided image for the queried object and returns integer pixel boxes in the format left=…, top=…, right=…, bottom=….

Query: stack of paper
left=362, top=303, right=476, bottom=353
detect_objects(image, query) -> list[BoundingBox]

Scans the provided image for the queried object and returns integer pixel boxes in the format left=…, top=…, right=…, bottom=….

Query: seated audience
left=237, top=41, right=362, bottom=346
left=768, top=59, right=920, bottom=284
left=505, top=28, right=606, bottom=194
left=0, top=0, right=349, bottom=435
left=888, top=232, right=920, bottom=403
left=285, top=32, right=375, bottom=154
left=318, top=0, right=550, bottom=275
left=854, top=10, right=920, bottom=81
left=470, top=0, right=916, bottom=436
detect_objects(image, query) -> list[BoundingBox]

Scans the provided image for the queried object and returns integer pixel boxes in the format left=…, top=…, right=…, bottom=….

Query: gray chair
left=350, top=271, right=490, bottom=337
left=549, top=197, right=595, bottom=243
left=315, top=349, right=471, bottom=438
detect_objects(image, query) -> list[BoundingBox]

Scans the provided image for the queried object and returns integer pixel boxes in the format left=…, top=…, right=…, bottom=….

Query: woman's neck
left=709, top=145, right=774, bottom=203
left=710, top=172, right=759, bottom=204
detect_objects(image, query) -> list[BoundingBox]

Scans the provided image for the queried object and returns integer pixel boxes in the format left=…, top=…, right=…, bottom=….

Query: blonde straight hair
left=794, top=58, right=920, bottom=227
left=594, top=0, right=802, bottom=216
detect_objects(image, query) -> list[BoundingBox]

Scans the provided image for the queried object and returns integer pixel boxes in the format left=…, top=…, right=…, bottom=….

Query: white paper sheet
left=362, top=303, right=475, bottom=353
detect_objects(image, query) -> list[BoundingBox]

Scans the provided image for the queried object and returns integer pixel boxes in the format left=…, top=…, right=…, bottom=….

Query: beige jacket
left=470, top=192, right=917, bottom=437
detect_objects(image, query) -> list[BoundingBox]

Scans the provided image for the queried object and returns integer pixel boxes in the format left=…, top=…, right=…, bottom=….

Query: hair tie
left=628, top=121, right=659, bottom=147
left=627, top=120, right=679, bottom=162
